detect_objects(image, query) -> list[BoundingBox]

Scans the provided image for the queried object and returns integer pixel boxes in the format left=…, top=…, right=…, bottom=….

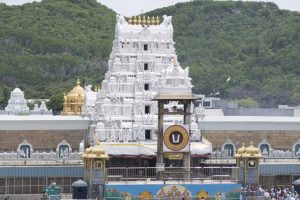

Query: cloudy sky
left=1, top=0, right=299, bottom=16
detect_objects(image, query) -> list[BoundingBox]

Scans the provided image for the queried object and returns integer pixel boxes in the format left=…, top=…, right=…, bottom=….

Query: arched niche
left=56, top=140, right=72, bottom=159
left=221, top=139, right=236, bottom=157
left=258, top=139, right=271, bottom=156
left=17, top=140, right=33, bottom=158
left=292, top=139, right=300, bottom=157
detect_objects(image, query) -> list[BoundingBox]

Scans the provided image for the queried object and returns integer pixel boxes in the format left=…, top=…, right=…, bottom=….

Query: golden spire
left=147, top=16, right=151, bottom=26
left=128, top=17, right=132, bottom=24
left=62, top=77, right=85, bottom=115
left=142, top=16, right=146, bottom=25
left=96, top=140, right=101, bottom=146
left=151, top=16, right=155, bottom=25
left=98, top=85, right=101, bottom=92
left=156, top=16, right=160, bottom=25
left=133, top=16, right=137, bottom=25
left=138, top=15, right=141, bottom=25
left=173, top=56, right=177, bottom=65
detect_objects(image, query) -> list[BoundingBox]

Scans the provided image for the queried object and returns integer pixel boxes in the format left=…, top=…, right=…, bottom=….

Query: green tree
left=237, top=98, right=259, bottom=108
left=47, top=93, right=64, bottom=114
left=0, top=1, right=300, bottom=108
left=0, top=86, right=11, bottom=109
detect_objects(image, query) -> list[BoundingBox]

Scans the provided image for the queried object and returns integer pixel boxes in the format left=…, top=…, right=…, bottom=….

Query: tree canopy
left=0, top=0, right=115, bottom=108
left=147, top=1, right=300, bottom=107
left=0, top=0, right=299, bottom=108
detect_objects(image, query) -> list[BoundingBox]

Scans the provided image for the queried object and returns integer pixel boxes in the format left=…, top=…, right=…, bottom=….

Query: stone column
left=157, top=100, right=164, bottom=179
left=183, top=100, right=191, bottom=179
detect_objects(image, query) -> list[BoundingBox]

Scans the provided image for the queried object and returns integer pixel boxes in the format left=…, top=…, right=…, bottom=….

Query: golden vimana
left=127, top=16, right=160, bottom=25
left=62, top=78, right=85, bottom=116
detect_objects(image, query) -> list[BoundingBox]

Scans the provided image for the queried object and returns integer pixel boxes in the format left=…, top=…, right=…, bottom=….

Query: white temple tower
left=2, top=87, right=51, bottom=115
left=5, top=88, right=30, bottom=114
left=87, top=15, right=206, bottom=148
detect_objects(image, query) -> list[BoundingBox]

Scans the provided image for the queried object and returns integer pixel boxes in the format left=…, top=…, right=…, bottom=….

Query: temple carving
left=83, top=14, right=211, bottom=157
left=62, top=78, right=85, bottom=115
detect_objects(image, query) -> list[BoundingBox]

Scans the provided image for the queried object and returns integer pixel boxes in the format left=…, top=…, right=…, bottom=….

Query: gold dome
left=235, top=142, right=262, bottom=159
left=82, top=142, right=109, bottom=159
left=237, top=143, right=246, bottom=154
left=67, top=78, right=85, bottom=97
left=245, top=141, right=260, bottom=155
left=91, top=146, right=105, bottom=155
left=62, top=78, right=85, bottom=115
left=84, top=147, right=92, bottom=154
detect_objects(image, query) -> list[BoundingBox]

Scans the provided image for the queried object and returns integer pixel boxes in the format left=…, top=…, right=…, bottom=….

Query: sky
left=1, top=0, right=300, bottom=16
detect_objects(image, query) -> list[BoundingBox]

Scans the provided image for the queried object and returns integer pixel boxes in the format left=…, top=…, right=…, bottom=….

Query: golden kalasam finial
left=173, top=56, right=177, bottom=65
left=147, top=16, right=151, bottom=25
left=151, top=16, right=155, bottom=25
left=76, top=78, right=80, bottom=85
left=142, top=16, right=146, bottom=25
left=133, top=16, right=137, bottom=25
left=138, top=16, right=141, bottom=25
left=98, top=85, right=101, bottom=92
left=128, top=17, right=132, bottom=24
left=156, top=16, right=160, bottom=25
left=94, top=86, right=98, bottom=92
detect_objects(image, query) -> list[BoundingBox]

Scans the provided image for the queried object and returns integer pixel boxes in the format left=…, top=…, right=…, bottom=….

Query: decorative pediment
left=17, top=140, right=33, bottom=158
left=138, top=27, right=151, bottom=38
left=258, top=139, right=271, bottom=156
left=292, top=139, right=300, bottom=156
left=221, top=139, right=236, bottom=157
left=56, top=140, right=72, bottom=159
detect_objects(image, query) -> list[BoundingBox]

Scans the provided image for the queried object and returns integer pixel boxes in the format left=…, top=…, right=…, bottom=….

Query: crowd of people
left=241, top=185, right=299, bottom=200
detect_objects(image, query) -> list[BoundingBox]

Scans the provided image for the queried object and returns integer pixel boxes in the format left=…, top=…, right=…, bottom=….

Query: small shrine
left=62, top=78, right=85, bottom=115
left=82, top=142, right=109, bottom=199
left=235, top=142, right=262, bottom=185
left=31, top=100, right=52, bottom=115
left=4, top=87, right=30, bottom=114
left=2, top=87, right=51, bottom=115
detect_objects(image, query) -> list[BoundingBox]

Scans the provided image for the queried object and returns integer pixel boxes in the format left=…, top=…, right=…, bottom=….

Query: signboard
left=166, top=153, right=183, bottom=160
left=163, top=125, right=190, bottom=152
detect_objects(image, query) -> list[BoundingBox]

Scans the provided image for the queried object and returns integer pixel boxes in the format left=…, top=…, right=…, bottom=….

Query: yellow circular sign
left=164, top=125, right=189, bottom=151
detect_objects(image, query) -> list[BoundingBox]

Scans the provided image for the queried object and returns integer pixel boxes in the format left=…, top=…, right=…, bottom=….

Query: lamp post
left=226, top=76, right=237, bottom=115
left=233, top=80, right=237, bottom=115
left=196, top=106, right=205, bottom=142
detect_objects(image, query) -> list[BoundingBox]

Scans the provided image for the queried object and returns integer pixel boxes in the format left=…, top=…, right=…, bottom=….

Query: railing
left=0, top=194, right=70, bottom=200
left=240, top=191, right=268, bottom=200
left=106, top=166, right=239, bottom=182
left=0, top=110, right=52, bottom=115
left=210, top=150, right=300, bottom=159
left=0, top=151, right=82, bottom=161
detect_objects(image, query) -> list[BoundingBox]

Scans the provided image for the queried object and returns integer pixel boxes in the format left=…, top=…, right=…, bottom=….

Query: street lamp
left=196, top=106, right=205, bottom=142
left=226, top=76, right=237, bottom=115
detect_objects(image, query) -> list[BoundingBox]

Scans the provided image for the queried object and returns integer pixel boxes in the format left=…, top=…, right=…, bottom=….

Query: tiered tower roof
left=86, top=15, right=203, bottom=145
left=5, top=87, right=29, bottom=114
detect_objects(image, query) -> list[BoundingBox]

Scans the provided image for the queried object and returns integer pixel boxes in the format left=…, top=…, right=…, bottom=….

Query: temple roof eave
left=153, top=94, right=199, bottom=101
